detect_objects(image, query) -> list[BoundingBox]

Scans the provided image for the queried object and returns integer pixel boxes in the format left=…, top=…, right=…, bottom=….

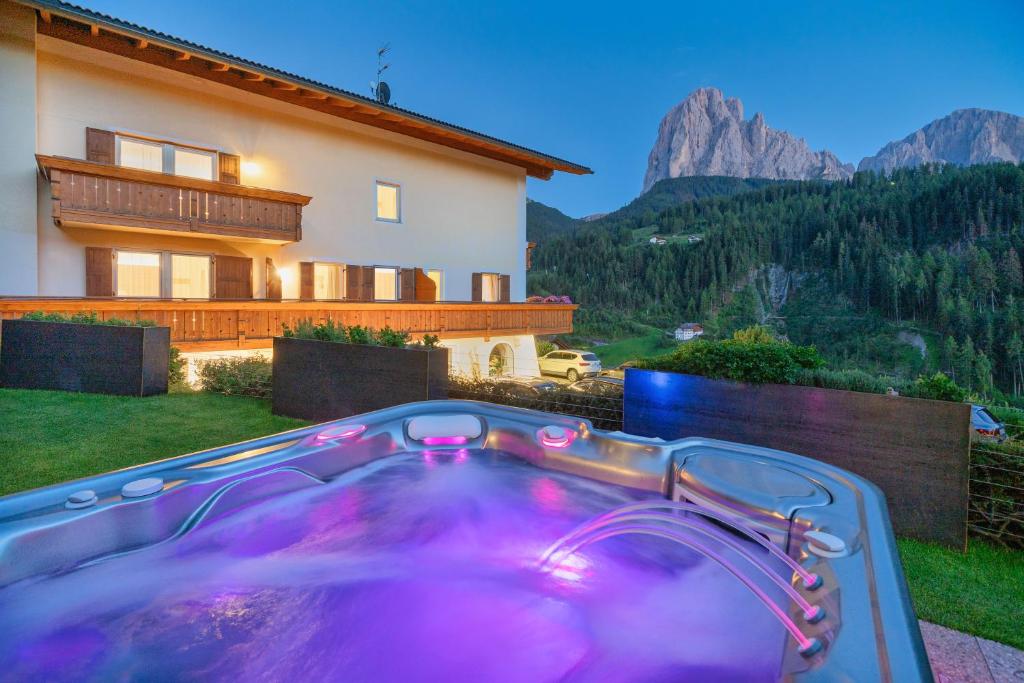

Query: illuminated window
left=173, top=148, right=216, bottom=180
left=481, top=273, right=500, bottom=303
left=314, top=263, right=344, bottom=300
left=117, top=134, right=218, bottom=180
left=374, top=267, right=398, bottom=300
left=376, top=181, right=400, bottom=222
left=116, top=251, right=161, bottom=297
left=170, top=254, right=210, bottom=298
left=118, top=138, right=163, bottom=173
left=426, top=269, right=443, bottom=301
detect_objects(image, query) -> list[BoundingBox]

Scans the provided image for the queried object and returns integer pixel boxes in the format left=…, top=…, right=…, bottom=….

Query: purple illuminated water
left=0, top=450, right=788, bottom=681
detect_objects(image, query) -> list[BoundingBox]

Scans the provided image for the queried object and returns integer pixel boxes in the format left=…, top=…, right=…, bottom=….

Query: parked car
left=568, top=376, right=625, bottom=397
left=601, top=360, right=637, bottom=380
left=971, top=404, right=1008, bottom=443
left=488, top=376, right=559, bottom=398
left=538, top=350, right=602, bottom=381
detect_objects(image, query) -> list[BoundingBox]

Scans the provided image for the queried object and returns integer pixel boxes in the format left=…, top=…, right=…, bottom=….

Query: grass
left=0, top=388, right=308, bottom=496
left=1, top=388, right=1021, bottom=650
left=587, top=326, right=675, bottom=367
left=898, top=538, right=1024, bottom=649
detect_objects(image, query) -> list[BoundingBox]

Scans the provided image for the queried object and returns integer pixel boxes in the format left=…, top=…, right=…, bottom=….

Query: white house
left=0, top=0, right=590, bottom=378
left=674, top=323, right=704, bottom=341
left=649, top=235, right=667, bottom=245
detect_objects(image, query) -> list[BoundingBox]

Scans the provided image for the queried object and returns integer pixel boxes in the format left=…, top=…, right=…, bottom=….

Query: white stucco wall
left=31, top=36, right=528, bottom=300
left=0, top=1, right=38, bottom=295
left=443, top=334, right=540, bottom=378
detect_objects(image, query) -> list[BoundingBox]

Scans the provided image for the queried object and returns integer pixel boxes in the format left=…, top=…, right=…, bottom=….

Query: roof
left=20, top=0, right=592, bottom=180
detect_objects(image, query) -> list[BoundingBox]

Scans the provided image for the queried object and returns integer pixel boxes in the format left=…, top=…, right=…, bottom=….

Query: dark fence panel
left=448, top=379, right=623, bottom=431
left=623, top=369, right=971, bottom=548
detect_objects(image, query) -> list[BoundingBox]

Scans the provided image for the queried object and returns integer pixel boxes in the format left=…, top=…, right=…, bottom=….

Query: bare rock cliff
left=858, top=108, right=1024, bottom=173
left=643, top=88, right=853, bottom=193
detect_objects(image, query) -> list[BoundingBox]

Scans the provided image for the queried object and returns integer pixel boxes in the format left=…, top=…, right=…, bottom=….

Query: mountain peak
left=642, top=88, right=853, bottom=192
left=858, top=108, right=1024, bottom=173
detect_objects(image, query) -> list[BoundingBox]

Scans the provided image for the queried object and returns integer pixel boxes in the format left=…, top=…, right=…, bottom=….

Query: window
left=376, top=181, right=400, bottom=222
left=374, top=267, right=398, bottom=300
left=426, top=269, right=443, bottom=301
left=170, top=254, right=211, bottom=298
left=118, top=138, right=163, bottom=173
left=116, top=134, right=216, bottom=180
left=481, top=273, right=501, bottom=302
left=314, top=263, right=344, bottom=300
left=173, top=147, right=216, bottom=180
left=116, top=251, right=161, bottom=297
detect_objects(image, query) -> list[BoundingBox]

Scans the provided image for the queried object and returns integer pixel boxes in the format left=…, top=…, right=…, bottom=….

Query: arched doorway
left=488, top=343, right=514, bottom=377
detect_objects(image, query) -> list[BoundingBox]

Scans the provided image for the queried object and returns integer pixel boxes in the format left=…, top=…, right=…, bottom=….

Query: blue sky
left=84, top=0, right=1024, bottom=217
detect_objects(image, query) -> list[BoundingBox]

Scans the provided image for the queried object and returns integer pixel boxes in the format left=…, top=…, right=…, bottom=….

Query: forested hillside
left=529, top=163, right=1024, bottom=396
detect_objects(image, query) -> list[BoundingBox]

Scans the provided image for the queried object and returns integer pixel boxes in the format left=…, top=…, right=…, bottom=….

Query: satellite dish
left=376, top=81, right=391, bottom=105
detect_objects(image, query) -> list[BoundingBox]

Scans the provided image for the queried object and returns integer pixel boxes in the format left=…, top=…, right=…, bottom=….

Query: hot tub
left=0, top=401, right=931, bottom=681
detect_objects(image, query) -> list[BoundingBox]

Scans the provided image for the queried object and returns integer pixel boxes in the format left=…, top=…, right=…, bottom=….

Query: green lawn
left=898, top=538, right=1024, bottom=649
left=1, top=388, right=1021, bottom=650
left=0, top=388, right=308, bottom=496
left=588, top=328, right=675, bottom=367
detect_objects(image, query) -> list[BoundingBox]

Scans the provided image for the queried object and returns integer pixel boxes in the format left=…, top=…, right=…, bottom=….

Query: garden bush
left=448, top=376, right=623, bottom=431
left=197, top=355, right=273, bottom=398
left=793, top=367, right=893, bottom=394
left=21, top=310, right=156, bottom=327
left=281, top=319, right=428, bottom=348
left=637, top=338, right=824, bottom=385
left=901, top=372, right=968, bottom=403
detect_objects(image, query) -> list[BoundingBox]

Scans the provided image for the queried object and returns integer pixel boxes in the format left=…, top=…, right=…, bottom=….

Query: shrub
left=731, top=325, right=777, bottom=344
left=536, top=339, right=557, bottom=357
left=794, top=367, right=893, bottom=394
left=20, top=310, right=155, bottom=327
left=375, top=326, right=411, bottom=347
left=168, top=347, right=188, bottom=391
left=902, top=372, right=968, bottom=403
left=421, top=334, right=440, bottom=349
left=346, top=325, right=374, bottom=345
left=197, top=355, right=273, bottom=398
left=637, top=339, right=824, bottom=385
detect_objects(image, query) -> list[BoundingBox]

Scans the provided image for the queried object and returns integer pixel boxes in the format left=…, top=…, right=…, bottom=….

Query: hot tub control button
left=806, top=530, right=846, bottom=557
left=65, top=490, right=98, bottom=509
left=121, top=477, right=164, bottom=499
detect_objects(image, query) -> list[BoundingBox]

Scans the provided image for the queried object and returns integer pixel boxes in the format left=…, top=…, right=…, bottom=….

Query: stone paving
left=922, top=621, right=1024, bottom=683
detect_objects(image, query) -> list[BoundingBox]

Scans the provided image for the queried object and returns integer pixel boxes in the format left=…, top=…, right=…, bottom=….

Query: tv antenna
left=371, top=44, right=392, bottom=105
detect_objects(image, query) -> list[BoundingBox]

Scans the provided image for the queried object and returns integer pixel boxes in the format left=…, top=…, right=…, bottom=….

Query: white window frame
left=313, top=262, right=346, bottom=301
left=115, top=133, right=219, bottom=180
left=425, top=268, right=444, bottom=301
left=374, top=179, right=402, bottom=223
left=113, top=248, right=214, bottom=299
left=373, top=265, right=400, bottom=301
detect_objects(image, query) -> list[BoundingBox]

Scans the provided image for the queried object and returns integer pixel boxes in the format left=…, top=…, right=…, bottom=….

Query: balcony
left=0, top=299, right=576, bottom=352
left=36, top=155, right=311, bottom=244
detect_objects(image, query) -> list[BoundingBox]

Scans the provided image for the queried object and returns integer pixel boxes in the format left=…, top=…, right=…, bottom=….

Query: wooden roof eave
left=30, top=7, right=589, bottom=180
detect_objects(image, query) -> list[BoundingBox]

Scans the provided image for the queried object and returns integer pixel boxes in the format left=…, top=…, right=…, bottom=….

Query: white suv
left=538, top=350, right=603, bottom=381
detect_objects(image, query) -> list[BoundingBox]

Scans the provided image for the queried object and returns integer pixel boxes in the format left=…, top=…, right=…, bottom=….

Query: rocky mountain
left=642, top=87, right=853, bottom=192
left=858, top=108, right=1024, bottom=173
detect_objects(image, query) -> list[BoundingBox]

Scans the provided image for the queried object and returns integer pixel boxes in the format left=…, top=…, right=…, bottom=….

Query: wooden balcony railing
left=36, top=156, right=312, bottom=244
left=0, top=299, right=576, bottom=352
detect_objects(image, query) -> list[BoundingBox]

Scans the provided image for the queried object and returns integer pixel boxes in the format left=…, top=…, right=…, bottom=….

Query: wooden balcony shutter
left=399, top=268, right=417, bottom=301
left=218, top=153, right=241, bottom=184
left=414, top=268, right=437, bottom=302
left=85, top=128, right=115, bottom=165
left=499, top=274, right=511, bottom=302
left=213, top=255, right=253, bottom=299
left=471, top=272, right=482, bottom=302
left=85, top=246, right=114, bottom=296
left=266, top=257, right=282, bottom=300
left=345, top=265, right=375, bottom=301
left=361, top=266, right=375, bottom=301
left=299, top=262, right=314, bottom=300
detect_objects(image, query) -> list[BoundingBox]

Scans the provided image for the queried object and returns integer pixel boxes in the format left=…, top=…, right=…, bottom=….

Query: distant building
left=674, top=323, right=704, bottom=341
left=687, top=235, right=703, bottom=244
left=649, top=235, right=668, bottom=245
